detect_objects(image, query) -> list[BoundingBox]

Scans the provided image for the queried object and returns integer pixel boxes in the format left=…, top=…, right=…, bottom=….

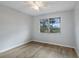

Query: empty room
left=0, top=1, right=79, bottom=58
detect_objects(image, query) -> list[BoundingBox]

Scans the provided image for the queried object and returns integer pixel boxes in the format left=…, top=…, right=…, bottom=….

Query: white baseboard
left=32, top=40, right=75, bottom=49
left=0, top=40, right=31, bottom=53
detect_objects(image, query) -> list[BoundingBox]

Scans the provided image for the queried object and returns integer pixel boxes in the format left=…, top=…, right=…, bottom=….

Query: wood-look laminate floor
left=0, top=41, right=78, bottom=58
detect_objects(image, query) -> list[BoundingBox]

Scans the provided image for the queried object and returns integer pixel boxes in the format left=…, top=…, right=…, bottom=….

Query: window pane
left=40, top=19, right=49, bottom=33
left=40, top=17, right=61, bottom=33
left=49, top=17, right=60, bottom=33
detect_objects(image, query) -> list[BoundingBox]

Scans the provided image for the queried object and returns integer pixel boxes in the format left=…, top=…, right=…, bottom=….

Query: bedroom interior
left=0, top=1, right=79, bottom=58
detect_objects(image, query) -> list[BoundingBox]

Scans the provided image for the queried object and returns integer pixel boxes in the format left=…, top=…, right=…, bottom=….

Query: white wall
left=74, top=2, right=79, bottom=56
left=32, top=10, right=76, bottom=48
left=0, top=5, right=33, bottom=52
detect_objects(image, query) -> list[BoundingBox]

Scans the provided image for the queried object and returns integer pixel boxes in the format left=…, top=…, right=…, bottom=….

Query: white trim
left=32, top=40, right=75, bottom=48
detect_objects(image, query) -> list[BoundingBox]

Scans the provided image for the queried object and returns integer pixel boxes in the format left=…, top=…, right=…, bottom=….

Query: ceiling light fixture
left=28, top=1, right=44, bottom=11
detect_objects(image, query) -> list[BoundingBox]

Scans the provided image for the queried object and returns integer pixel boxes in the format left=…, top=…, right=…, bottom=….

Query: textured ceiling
left=0, top=1, right=76, bottom=16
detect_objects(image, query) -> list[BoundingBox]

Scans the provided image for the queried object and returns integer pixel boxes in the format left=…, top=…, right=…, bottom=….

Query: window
left=40, top=17, right=61, bottom=33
